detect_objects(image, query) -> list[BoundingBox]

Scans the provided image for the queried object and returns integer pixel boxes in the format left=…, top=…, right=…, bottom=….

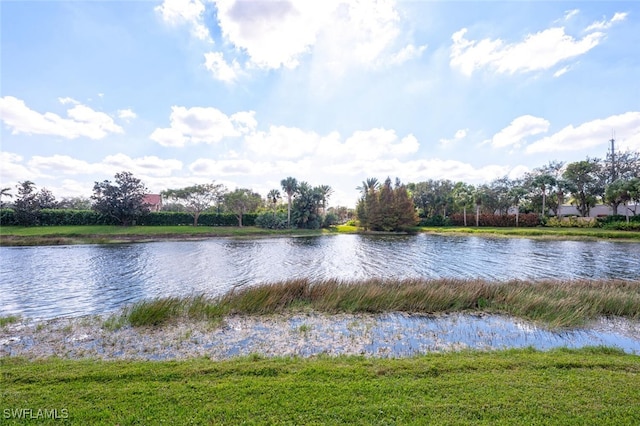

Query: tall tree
left=533, top=173, right=556, bottom=217
left=356, top=178, right=380, bottom=196
left=224, top=188, right=262, bottom=227
left=356, top=177, right=417, bottom=231
left=92, top=171, right=149, bottom=226
left=280, top=177, right=298, bottom=228
left=162, top=182, right=226, bottom=226
left=36, top=188, right=58, bottom=209
left=267, top=189, right=281, bottom=213
left=508, top=185, right=527, bottom=227
left=0, top=187, right=13, bottom=208
left=291, top=182, right=323, bottom=229
left=316, top=184, right=333, bottom=214
left=473, top=185, right=489, bottom=227
left=13, top=181, right=40, bottom=226
left=563, top=159, right=604, bottom=217
left=605, top=179, right=632, bottom=223
left=452, top=182, right=474, bottom=226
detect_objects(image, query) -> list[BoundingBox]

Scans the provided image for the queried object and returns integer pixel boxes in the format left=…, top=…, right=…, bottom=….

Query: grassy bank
left=1, top=347, right=638, bottom=425
left=2, top=224, right=639, bottom=246
left=0, top=225, right=333, bottom=246
left=418, top=226, right=640, bottom=241
left=119, top=278, right=640, bottom=329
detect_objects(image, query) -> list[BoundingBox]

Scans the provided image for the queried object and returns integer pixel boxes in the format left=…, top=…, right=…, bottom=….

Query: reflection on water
left=1, top=234, right=639, bottom=319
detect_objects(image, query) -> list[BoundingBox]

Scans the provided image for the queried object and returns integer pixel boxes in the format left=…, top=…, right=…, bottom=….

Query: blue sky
left=1, top=0, right=639, bottom=207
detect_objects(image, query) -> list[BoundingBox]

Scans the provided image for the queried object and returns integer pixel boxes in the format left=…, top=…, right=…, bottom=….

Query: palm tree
left=452, top=182, right=474, bottom=226
left=280, top=177, right=298, bottom=228
left=508, top=186, right=527, bottom=227
left=533, top=174, right=556, bottom=217
left=316, top=184, right=333, bottom=214
left=356, top=178, right=379, bottom=196
left=0, top=187, right=13, bottom=208
left=267, top=189, right=281, bottom=214
left=474, top=186, right=487, bottom=227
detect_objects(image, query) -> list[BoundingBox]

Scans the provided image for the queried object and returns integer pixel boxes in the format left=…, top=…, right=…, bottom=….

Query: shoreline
left=2, top=311, right=639, bottom=361
left=1, top=225, right=639, bottom=246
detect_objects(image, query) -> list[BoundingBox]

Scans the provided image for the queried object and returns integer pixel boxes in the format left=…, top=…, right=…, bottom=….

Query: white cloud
left=449, top=10, right=624, bottom=77
left=439, top=128, right=468, bottom=146
left=102, top=154, right=183, bottom=177
left=58, top=97, right=79, bottom=105
left=0, top=96, right=123, bottom=140
left=525, top=112, right=640, bottom=154
left=489, top=115, right=550, bottom=148
left=28, top=155, right=95, bottom=175
left=563, top=9, right=580, bottom=21
left=117, top=108, right=137, bottom=121
left=155, top=0, right=212, bottom=42
left=189, top=158, right=273, bottom=176
left=553, top=66, right=570, bottom=78
left=388, top=43, right=428, bottom=66
left=204, top=51, right=242, bottom=83
left=212, top=0, right=422, bottom=74
left=0, top=152, right=33, bottom=184
left=585, top=12, right=628, bottom=32
left=245, top=125, right=322, bottom=159
left=150, top=106, right=256, bottom=146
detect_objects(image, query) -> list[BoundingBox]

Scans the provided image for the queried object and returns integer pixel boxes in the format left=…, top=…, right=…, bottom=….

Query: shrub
left=546, top=217, right=599, bottom=228
left=419, top=215, right=451, bottom=226
left=601, top=221, right=640, bottom=231
left=0, top=209, right=15, bottom=226
left=255, top=212, right=288, bottom=229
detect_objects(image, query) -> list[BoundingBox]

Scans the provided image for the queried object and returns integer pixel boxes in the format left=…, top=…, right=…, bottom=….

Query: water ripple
left=1, top=234, right=639, bottom=319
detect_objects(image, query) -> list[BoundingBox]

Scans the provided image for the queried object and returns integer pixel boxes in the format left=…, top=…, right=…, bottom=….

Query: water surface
left=1, top=234, right=638, bottom=319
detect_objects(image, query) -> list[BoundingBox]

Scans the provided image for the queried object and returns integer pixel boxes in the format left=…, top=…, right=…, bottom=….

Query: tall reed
left=122, top=278, right=640, bottom=328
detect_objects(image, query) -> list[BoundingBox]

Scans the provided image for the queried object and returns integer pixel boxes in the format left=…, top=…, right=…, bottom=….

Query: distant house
left=143, top=194, right=162, bottom=212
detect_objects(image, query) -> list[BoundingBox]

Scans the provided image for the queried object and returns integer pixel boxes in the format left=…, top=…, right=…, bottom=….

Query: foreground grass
left=122, top=278, right=640, bottom=329
left=419, top=226, right=640, bottom=240
left=1, top=347, right=638, bottom=425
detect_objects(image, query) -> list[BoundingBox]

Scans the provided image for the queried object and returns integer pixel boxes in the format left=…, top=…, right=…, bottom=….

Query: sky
left=1, top=0, right=639, bottom=208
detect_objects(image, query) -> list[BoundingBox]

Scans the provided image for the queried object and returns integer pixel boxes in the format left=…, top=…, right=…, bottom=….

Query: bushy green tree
left=563, top=159, right=604, bottom=217
left=13, top=181, right=40, bottom=226
left=92, top=171, right=149, bottom=226
left=356, top=177, right=417, bottom=231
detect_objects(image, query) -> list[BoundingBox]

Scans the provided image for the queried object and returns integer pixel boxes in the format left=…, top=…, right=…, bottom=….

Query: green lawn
left=1, top=348, right=638, bottom=425
left=418, top=226, right=640, bottom=240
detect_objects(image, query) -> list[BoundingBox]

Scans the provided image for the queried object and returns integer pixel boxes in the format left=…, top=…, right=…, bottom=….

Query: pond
left=1, top=234, right=638, bottom=320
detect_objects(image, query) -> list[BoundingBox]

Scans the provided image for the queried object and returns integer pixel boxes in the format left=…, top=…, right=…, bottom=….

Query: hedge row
left=448, top=213, right=542, bottom=227
left=0, top=209, right=257, bottom=227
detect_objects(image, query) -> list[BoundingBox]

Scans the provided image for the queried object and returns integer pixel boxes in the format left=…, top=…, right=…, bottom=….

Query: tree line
left=402, top=151, right=640, bottom=226
left=1, top=149, right=638, bottom=229
left=0, top=172, right=346, bottom=229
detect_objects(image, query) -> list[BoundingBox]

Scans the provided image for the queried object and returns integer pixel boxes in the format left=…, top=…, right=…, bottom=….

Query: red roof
left=143, top=194, right=162, bottom=205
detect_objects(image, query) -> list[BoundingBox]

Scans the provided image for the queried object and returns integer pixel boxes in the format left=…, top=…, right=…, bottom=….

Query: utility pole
left=610, top=131, right=616, bottom=182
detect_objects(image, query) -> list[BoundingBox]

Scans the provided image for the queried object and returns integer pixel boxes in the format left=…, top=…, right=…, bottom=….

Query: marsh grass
left=0, top=315, right=20, bottom=327
left=122, top=278, right=640, bottom=328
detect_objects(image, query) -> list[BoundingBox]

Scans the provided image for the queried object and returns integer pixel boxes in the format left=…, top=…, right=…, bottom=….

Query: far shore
left=1, top=224, right=639, bottom=246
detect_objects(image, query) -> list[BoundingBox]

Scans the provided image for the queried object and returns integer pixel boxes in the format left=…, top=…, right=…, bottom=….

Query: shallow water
left=1, top=234, right=639, bottom=320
